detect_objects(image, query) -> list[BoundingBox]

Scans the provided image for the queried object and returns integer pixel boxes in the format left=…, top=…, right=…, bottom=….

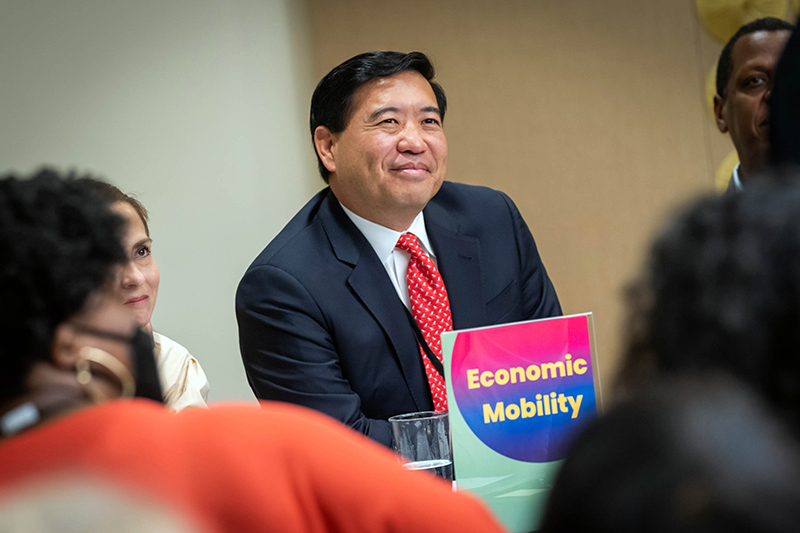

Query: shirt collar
left=339, top=203, right=436, bottom=262
left=732, top=164, right=743, bottom=192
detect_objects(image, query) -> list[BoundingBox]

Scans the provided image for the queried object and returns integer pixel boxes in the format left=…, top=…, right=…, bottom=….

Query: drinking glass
left=388, top=411, right=453, bottom=481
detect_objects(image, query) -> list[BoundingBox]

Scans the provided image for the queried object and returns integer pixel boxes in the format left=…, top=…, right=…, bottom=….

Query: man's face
left=321, top=71, right=447, bottom=231
left=714, top=30, right=791, bottom=176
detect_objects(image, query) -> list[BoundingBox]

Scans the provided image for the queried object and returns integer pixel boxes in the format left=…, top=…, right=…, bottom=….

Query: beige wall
left=1, top=0, right=319, bottom=401
left=306, top=0, right=754, bottom=396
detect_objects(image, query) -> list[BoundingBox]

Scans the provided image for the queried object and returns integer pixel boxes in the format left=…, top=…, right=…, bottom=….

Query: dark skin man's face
left=714, top=30, right=791, bottom=180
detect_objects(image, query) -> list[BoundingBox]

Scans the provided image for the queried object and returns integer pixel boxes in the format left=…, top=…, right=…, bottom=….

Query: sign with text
left=442, top=313, right=601, bottom=532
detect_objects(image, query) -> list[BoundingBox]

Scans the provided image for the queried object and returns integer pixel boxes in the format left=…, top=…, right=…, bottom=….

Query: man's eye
left=423, top=118, right=441, bottom=126
left=135, top=246, right=151, bottom=258
left=746, top=75, right=767, bottom=87
left=381, top=118, right=398, bottom=124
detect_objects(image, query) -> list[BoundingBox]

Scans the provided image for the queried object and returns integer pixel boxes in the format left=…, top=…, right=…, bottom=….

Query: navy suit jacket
left=236, top=182, right=561, bottom=446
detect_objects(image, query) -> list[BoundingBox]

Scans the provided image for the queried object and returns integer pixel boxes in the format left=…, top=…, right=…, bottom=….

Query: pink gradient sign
left=450, top=314, right=598, bottom=462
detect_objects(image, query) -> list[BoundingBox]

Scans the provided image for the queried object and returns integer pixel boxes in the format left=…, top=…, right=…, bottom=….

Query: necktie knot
left=397, top=233, right=436, bottom=275
left=396, top=232, right=422, bottom=257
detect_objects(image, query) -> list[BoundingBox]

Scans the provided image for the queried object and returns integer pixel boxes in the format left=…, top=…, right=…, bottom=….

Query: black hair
left=716, top=17, right=794, bottom=98
left=541, top=377, right=800, bottom=533
left=309, top=51, right=447, bottom=182
left=619, top=180, right=800, bottom=431
left=0, top=169, right=126, bottom=402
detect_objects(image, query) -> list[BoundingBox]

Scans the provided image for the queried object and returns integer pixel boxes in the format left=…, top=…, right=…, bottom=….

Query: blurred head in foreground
left=770, top=25, right=800, bottom=172
left=619, top=181, right=800, bottom=430
left=541, top=377, right=800, bottom=533
left=0, top=169, right=143, bottom=426
left=0, top=477, right=198, bottom=533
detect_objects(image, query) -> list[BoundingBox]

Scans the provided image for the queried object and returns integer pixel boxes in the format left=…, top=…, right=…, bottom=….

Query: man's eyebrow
left=367, top=105, right=442, bottom=121
left=368, top=107, right=400, bottom=121
left=421, top=106, right=441, bottom=116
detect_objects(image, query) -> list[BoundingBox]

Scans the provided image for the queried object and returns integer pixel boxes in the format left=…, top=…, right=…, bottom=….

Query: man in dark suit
left=236, top=51, right=561, bottom=447
left=714, top=18, right=793, bottom=193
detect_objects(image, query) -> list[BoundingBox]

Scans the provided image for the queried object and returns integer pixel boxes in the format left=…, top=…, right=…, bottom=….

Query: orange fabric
left=0, top=400, right=508, bottom=533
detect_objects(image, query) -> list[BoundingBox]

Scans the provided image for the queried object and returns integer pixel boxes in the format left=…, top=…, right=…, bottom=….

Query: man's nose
left=397, top=125, right=426, bottom=153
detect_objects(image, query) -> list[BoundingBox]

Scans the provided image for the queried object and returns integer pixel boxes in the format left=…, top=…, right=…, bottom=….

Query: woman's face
left=113, top=202, right=160, bottom=332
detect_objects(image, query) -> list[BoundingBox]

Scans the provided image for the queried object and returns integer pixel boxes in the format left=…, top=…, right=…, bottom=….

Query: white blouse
left=153, top=332, right=210, bottom=411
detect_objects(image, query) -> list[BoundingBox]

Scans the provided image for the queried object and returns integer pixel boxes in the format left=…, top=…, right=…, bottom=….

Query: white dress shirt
left=340, top=203, right=437, bottom=309
left=731, top=164, right=743, bottom=192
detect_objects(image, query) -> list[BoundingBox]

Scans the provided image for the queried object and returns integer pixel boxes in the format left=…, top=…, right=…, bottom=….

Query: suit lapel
left=319, top=190, right=428, bottom=412
left=425, top=203, right=488, bottom=330
left=348, top=259, right=428, bottom=412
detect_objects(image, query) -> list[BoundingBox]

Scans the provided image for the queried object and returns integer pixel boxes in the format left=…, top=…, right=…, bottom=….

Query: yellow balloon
left=716, top=150, right=741, bottom=192
left=697, top=0, right=789, bottom=43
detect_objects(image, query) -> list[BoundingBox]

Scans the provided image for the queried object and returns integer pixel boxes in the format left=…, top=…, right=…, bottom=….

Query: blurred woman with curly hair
left=0, top=168, right=507, bottom=533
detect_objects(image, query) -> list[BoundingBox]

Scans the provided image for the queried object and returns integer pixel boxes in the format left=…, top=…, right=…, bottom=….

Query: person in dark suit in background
left=714, top=17, right=793, bottom=193
left=236, top=51, right=561, bottom=446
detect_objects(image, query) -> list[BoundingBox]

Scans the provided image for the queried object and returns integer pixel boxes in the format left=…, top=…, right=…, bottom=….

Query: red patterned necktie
left=396, top=232, right=452, bottom=411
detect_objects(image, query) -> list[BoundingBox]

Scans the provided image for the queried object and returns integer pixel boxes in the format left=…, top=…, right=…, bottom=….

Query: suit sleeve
left=500, top=192, right=562, bottom=319
left=236, top=264, right=393, bottom=446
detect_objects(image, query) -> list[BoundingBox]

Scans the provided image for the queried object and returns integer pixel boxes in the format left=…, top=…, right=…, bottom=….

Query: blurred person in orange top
left=0, top=169, right=508, bottom=533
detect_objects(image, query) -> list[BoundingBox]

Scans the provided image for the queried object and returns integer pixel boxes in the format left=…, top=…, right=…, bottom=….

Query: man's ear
left=50, top=324, right=80, bottom=371
left=713, top=94, right=729, bottom=133
left=314, top=126, right=337, bottom=175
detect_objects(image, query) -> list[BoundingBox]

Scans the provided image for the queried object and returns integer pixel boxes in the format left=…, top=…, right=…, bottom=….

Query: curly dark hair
left=618, top=179, right=800, bottom=430
left=542, top=377, right=800, bottom=533
left=0, top=169, right=127, bottom=402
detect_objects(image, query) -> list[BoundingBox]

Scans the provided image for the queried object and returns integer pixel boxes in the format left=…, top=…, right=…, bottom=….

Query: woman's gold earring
left=76, top=347, right=136, bottom=399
